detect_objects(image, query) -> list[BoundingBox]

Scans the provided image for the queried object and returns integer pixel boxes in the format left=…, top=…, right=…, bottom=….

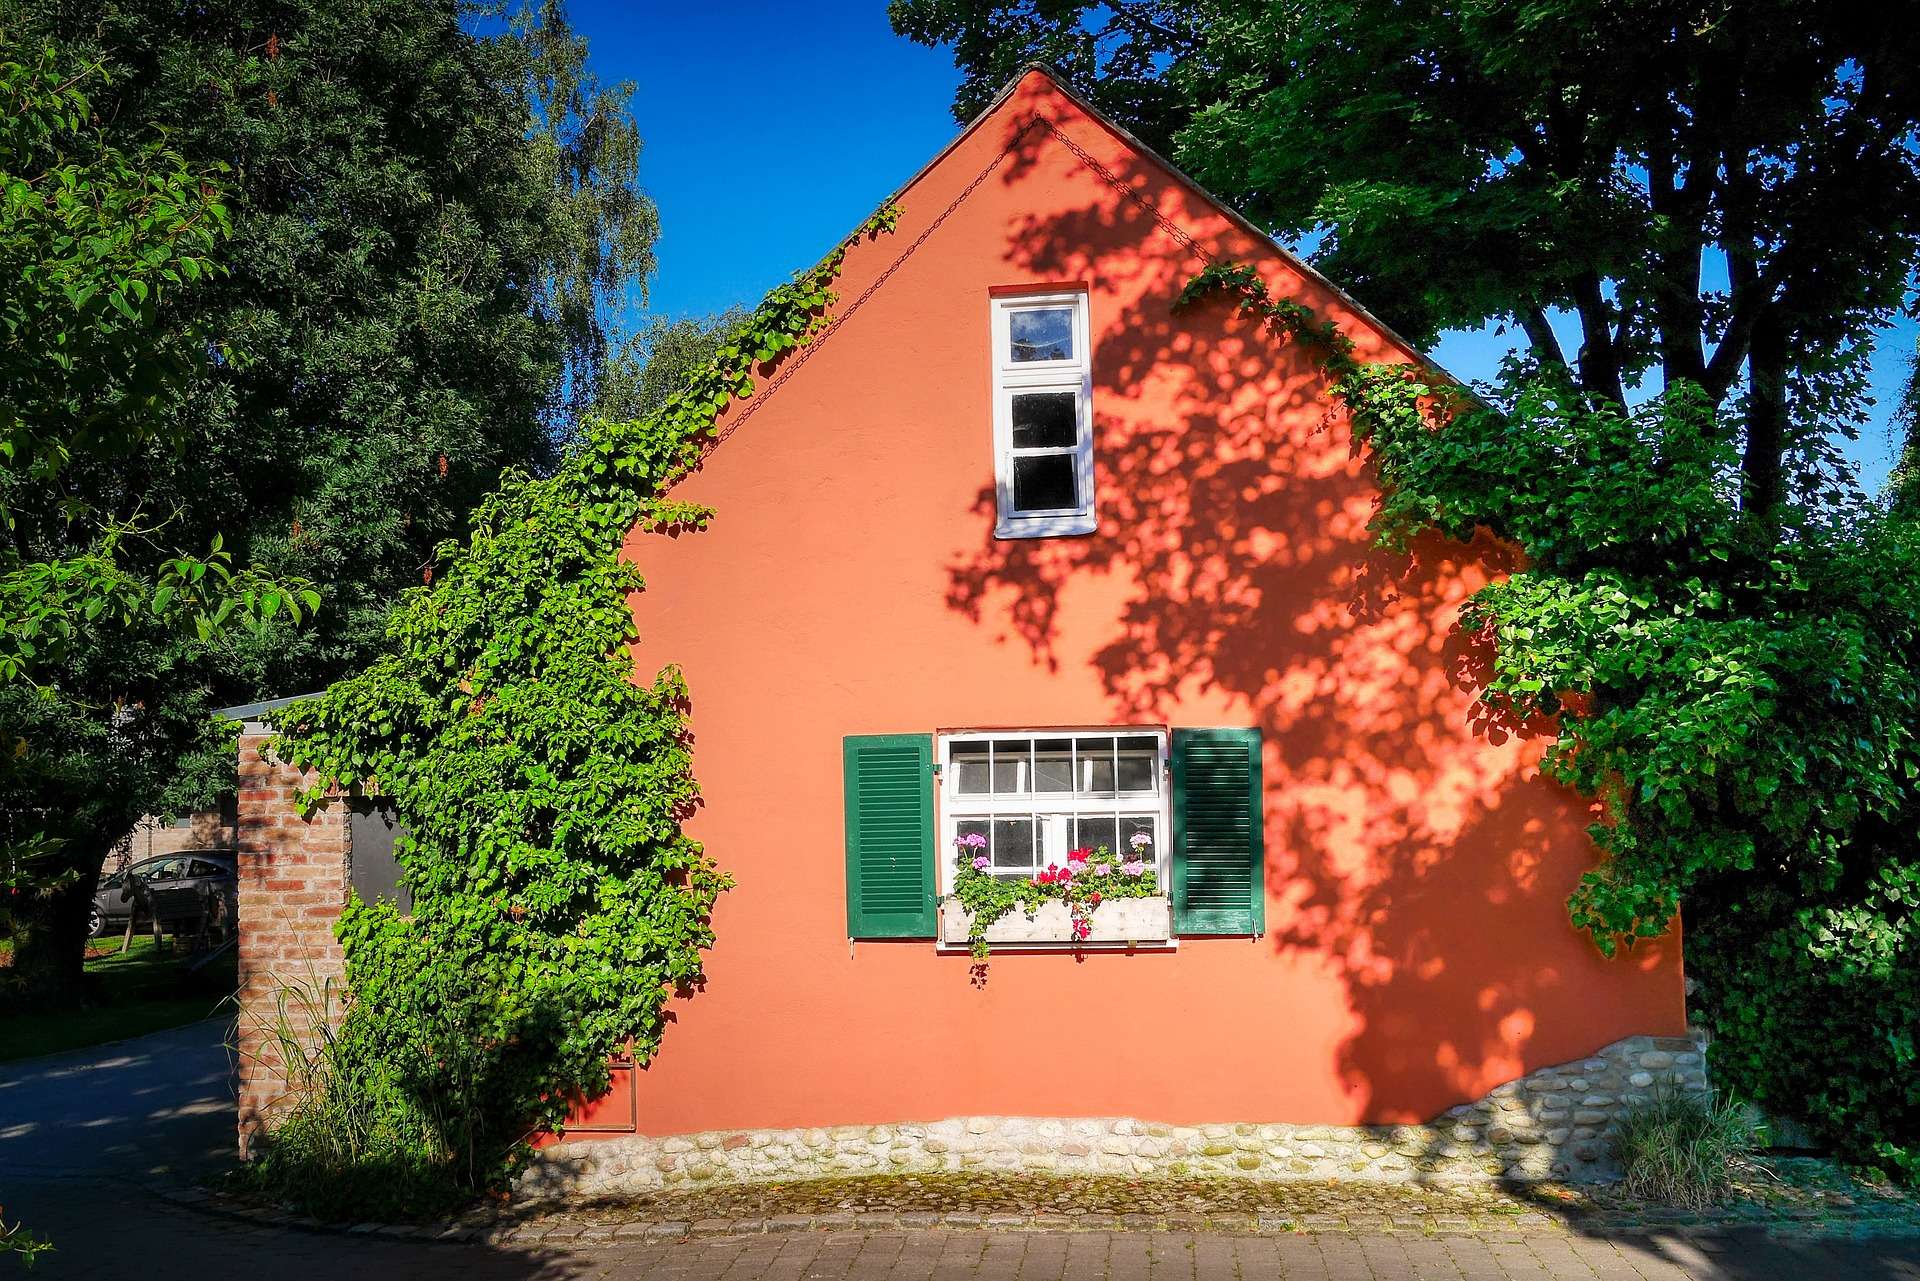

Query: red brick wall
left=233, top=727, right=348, bottom=1155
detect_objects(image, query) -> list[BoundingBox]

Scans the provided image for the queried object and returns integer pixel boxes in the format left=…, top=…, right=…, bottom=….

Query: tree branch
left=1570, top=273, right=1627, bottom=406
left=1519, top=304, right=1571, bottom=374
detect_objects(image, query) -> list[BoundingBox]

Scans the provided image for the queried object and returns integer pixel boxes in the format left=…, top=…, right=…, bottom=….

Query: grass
left=1612, top=1091, right=1756, bottom=1209
left=0, top=934, right=236, bottom=1063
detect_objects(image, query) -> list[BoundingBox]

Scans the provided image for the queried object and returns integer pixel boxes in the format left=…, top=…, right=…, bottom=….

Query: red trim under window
left=988, top=281, right=1090, bottom=297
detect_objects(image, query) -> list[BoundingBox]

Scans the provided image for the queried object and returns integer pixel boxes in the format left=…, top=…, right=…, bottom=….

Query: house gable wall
left=613, top=71, right=1684, bottom=1137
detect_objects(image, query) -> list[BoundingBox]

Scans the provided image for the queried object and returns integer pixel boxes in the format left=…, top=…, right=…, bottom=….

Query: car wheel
left=88, top=905, right=104, bottom=937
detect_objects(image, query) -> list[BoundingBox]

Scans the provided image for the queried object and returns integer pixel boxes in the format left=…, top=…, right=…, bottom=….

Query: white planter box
left=939, top=895, right=1172, bottom=947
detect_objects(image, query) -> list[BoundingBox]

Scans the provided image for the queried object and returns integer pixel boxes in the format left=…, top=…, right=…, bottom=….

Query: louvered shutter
left=843, top=734, right=936, bottom=938
left=1171, top=727, right=1265, bottom=935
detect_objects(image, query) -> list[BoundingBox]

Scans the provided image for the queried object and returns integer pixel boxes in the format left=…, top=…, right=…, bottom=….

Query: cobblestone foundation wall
left=520, top=1035, right=1705, bottom=1200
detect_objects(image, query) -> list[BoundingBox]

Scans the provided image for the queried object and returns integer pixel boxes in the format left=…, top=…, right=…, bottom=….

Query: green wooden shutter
left=1171, top=727, right=1265, bottom=935
left=844, top=734, right=937, bottom=938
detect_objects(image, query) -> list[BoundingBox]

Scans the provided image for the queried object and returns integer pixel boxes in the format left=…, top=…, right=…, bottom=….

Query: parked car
left=90, top=851, right=238, bottom=938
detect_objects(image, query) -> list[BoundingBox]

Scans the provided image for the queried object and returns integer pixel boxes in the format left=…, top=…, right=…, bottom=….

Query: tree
left=892, top=0, right=1920, bottom=524
left=1, top=0, right=658, bottom=1003
left=0, top=50, right=313, bottom=999
left=594, top=310, right=748, bottom=422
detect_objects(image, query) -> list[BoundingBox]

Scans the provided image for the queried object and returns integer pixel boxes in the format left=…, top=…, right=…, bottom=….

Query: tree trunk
left=4, top=820, right=127, bottom=1008
left=1742, top=312, right=1788, bottom=532
left=7, top=871, right=101, bottom=1008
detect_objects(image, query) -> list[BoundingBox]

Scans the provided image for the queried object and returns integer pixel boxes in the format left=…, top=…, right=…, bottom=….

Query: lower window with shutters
left=843, top=726, right=1264, bottom=948
left=936, top=729, right=1174, bottom=948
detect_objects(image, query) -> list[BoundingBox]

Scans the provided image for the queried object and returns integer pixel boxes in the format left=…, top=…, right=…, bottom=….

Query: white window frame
left=936, top=728, right=1168, bottom=897
left=990, top=291, right=1096, bottom=539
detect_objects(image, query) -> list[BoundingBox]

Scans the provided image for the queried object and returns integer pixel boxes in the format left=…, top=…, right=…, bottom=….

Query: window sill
left=938, top=894, right=1172, bottom=947
left=995, top=513, right=1098, bottom=540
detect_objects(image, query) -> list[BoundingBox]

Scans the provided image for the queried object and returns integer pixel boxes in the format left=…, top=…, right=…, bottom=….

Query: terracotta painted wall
left=610, top=72, right=1684, bottom=1139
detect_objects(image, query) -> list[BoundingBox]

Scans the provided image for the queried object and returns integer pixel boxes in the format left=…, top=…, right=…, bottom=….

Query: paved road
left=4, top=1022, right=1920, bottom=1280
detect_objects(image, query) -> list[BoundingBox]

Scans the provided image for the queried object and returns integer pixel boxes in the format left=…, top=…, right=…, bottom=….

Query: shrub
left=1611, top=1092, right=1755, bottom=1209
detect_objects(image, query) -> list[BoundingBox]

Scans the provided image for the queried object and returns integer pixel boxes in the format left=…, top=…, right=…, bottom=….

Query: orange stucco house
left=511, top=67, right=1695, bottom=1193
left=234, top=65, right=1697, bottom=1189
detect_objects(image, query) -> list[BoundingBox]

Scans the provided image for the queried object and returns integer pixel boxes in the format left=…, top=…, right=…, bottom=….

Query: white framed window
left=938, top=729, right=1166, bottom=893
left=990, top=291, right=1096, bottom=539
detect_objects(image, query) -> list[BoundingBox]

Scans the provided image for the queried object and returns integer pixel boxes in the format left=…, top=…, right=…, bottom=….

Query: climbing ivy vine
left=247, top=203, right=901, bottom=1218
left=1178, top=262, right=1920, bottom=1180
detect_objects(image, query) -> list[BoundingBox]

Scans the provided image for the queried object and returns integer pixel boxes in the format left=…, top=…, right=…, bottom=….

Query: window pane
left=1033, top=739, right=1073, bottom=793
left=1008, top=307, right=1074, bottom=362
left=1117, top=736, right=1159, bottom=793
left=1120, top=815, right=1158, bottom=862
left=991, top=739, right=1031, bottom=794
left=1012, top=454, right=1077, bottom=512
left=1076, top=737, right=1116, bottom=794
left=991, top=817, right=1035, bottom=871
left=1010, top=392, right=1077, bottom=448
left=951, top=741, right=991, bottom=795
left=1074, top=815, right=1119, bottom=860
left=955, top=818, right=990, bottom=868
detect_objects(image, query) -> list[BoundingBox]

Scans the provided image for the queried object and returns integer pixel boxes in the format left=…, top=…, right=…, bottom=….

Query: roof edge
left=846, top=61, right=1464, bottom=392
left=1008, top=63, right=1460, bottom=388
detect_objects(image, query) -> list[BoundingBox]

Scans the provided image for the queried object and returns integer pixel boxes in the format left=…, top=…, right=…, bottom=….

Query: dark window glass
left=991, top=817, right=1034, bottom=871
left=1012, top=454, right=1077, bottom=512
left=1010, top=392, right=1077, bottom=448
left=1074, top=815, right=1119, bottom=858
left=1116, top=735, right=1159, bottom=793
left=1033, top=739, right=1073, bottom=793
left=951, top=741, right=991, bottom=795
left=1076, top=737, right=1117, bottom=794
left=991, top=739, right=1031, bottom=794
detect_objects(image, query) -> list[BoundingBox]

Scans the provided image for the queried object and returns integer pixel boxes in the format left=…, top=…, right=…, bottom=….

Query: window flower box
left=939, top=894, right=1172, bottom=947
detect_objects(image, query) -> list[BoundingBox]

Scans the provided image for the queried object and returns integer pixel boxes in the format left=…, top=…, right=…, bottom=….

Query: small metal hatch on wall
left=346, top=794, right=412, bottom=915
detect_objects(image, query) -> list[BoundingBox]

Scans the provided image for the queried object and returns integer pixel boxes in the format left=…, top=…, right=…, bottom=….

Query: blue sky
left=578, top=1, right=1916, bottom=493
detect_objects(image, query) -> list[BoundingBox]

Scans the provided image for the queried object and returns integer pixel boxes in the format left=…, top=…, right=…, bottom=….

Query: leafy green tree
left=1, top=0, right=657, bottom=1003
left=595, top=309, right=748, bottom=422
left=893, top=0, right=1920, bottom=522
left=0, top=50, right=316, bottom=997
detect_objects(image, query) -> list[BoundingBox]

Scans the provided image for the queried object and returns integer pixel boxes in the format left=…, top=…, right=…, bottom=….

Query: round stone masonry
left=517, top=1034, right=1708, bottom=1201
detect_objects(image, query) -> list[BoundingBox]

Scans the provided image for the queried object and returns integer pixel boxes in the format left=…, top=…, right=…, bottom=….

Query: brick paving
left=15, top=1192, right=1920, bottom=1281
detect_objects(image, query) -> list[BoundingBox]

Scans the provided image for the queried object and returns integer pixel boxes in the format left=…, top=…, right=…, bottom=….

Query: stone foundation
left=520, top=1034, right=1706, bottom=1200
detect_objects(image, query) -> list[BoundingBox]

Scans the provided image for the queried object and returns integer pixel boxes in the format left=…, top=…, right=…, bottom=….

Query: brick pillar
left=234, top=725, right=349, bottom=1156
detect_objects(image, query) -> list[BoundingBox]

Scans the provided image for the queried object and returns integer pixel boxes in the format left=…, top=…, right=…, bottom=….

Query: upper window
left=990, top=291, right=1095, bottom=539
left=939, top=729, right=1167, bottom=893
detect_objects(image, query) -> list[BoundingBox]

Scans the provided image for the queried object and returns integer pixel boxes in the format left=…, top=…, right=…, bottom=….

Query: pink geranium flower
left=972, top=855, right=991, bottom=871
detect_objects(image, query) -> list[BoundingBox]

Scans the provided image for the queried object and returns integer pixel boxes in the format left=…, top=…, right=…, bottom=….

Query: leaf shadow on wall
left=948, top=118, right=1671, bottom=1129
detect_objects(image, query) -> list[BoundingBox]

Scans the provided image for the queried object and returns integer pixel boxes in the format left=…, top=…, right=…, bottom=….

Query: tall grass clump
left=1611, top=1091, right=1755, bottom=1208
left=234, top=971, right=567, bottom=1221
